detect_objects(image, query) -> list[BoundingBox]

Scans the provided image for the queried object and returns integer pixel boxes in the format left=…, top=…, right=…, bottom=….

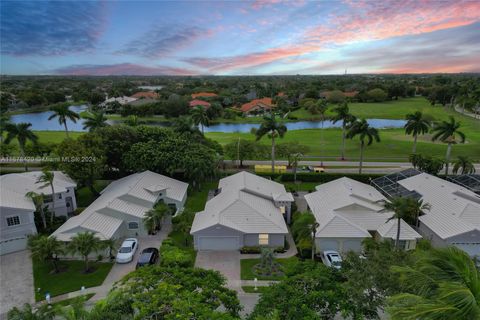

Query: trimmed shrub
left=160, top=244, right=194, bottom=268
left=256, top=172, right=382, bottom=184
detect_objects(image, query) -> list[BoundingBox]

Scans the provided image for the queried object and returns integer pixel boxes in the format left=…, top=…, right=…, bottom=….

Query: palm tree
left=291, top=212, right=318, bottom=259
left=256, top=112, right=287, bottom=173
left=172, top=116, right=201, bottom=136
left=102, top=238, right=117, bottom=260
left=452, top=156, right=476, bottom=175
left=36, top=169, right=56, bottom=223
left=387, top=246, right=480, bottom=320
left=4, top=122, right=38, bottom=171
left=81, top=111, right=109, bottom=132
left=346, top=119, right=380, bottom=174
left=28, top=235, right=64, bottom=273
left=190, top=106, right=210, bottom=134
left=25, top=191, right=47, bottom=229
left=431, top=116, right=466, bottom=176
left=143, top=202, right=170, bottom=234
left=316, top=100, right=328, bottom=166
left=404, top=111, right=430, bottom=154
left=0, top=113, right=11, bottom=144
left=384, top=197, right=430, bottom=249
left=48, top=104, right=80, bottom=138
left=67, top=232, right=103, bottom=273
left=331, top=102, right=356, bottom=160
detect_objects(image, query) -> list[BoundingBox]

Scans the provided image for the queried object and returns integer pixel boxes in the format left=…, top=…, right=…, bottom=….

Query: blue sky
left=1, top=0, right=479, bottom=75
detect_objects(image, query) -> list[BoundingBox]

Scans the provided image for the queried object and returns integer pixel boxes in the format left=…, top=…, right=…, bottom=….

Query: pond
left=10, top=107, right=406, bottom=133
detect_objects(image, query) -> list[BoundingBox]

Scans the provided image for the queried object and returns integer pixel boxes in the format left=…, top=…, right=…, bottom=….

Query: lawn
left=242, top=286, right=271, bottom=294
left=240, top=257, right=298, bottom=280
left=75, top=180, right=112, bottom=208
left=282, top=182, right=319, bottom=192
left=185, top=181, right=218, bottom=212
left=33, top=130, right=83, bottom=143
left=33, top=260, right=113, bottom=301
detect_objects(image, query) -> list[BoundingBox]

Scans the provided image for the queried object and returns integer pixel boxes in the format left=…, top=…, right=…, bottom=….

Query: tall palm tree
left=0, top=113, right=11, bottom=144
left=36, top=169, right=56, bottom=223
left=256, top=112, right=287, bottom=173
left=190, top=106, right=210, bottom=134
left=384, top=197, right=430, bottom=249
left=172, top=116, right=201, bottom=136
left=291, top=211, right=317, bottom=259
left=81, top=111, right=109, bottom=132
left=143, top=202, right=170, bottom=234
left=316, top=100, right=328, bottom=166
left=28, top=235, right=64, bottom=273
left=67, top=232, right=103, bottom=273
left=48, top=104, right=80, bottom=138
left=453, top=156, right=476, bottom=175
left=331, top=102, right=356, bottom=160
left=431, top=116, right=466, bottom=176
left=404, top=111, right=430, bottom=154
left=346, top=119, right=380, bottom=174
left=388, top=246, right=480, bottom=320
left=4, top=122, right=38, bottom=171
left=26, top=191, right=47, bottom=229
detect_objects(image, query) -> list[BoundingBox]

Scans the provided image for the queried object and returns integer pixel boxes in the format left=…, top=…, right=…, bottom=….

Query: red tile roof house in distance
left=189, top=99, right=211, bottom=108
left=191, top=92, right=218, bottom=99
left=239, top=98, right=275, bottom=114
left=131, top=91, right=159, bottom=99
left=319, top=91, right=359, bottom=99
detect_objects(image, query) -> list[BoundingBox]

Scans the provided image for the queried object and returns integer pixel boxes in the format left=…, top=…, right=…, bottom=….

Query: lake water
left=10, top=107, right=406, bottom=133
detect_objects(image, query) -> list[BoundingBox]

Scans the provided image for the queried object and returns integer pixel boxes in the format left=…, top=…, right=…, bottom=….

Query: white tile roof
left=305, top=177, right=419, bottom=241
left=52, top=171, right=188, bottom=241
left=191, top=172, right=289, bottom=234
left=377, top=219, right=422, bottom=240
left=399, top=173, right=480, bottom=239
left=0, top=171, right=76, bottom=211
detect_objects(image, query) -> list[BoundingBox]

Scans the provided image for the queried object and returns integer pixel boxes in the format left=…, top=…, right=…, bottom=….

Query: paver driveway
left=195, top=251, right=241, bottom=289
left=0, top=250, right=34, bottom=317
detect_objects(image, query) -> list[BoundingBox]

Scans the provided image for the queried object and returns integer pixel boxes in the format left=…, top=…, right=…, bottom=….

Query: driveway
left=195, top=251, right=241, bottom=289
left=0, top=250, right=34, bottom=317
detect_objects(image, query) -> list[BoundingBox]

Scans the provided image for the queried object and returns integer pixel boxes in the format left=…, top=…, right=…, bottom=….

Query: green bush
left=240, top=246, right=287, bottom=254
left=256, top=172, right=382, bottom=184
left=159, top=244, right=194, bottom=268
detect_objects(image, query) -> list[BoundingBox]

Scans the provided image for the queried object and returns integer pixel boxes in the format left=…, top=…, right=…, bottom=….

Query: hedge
left=256, top=172, right=383, bottom=184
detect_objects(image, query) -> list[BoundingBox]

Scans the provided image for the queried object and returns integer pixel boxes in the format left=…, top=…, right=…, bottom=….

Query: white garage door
left=0, top=237, right=28, bottom=255
left=452, top=243, right=480, bottom=257
left=198, top=236, right=240, bottom=251
left=318, top=239, right=339, bottom=252
left=343, top=240, right=363, bottom=252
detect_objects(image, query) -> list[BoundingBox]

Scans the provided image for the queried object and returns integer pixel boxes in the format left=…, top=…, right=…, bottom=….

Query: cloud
left=0, top=1, right=106, bottom=56
left=117, top=25, right=212, bottom=58
left=53, top=63, right=197, bottom=76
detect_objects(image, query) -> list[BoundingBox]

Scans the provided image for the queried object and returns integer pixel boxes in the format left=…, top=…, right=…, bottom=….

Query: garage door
left=318, top=239, right=339, bottom=252
left=452, top=243, right=480, bottom=257
left=343, top=240, right=362, bottom=252
left=0, top=237, right=28, bottom=255
left=198, top=236, right=240, bottom=251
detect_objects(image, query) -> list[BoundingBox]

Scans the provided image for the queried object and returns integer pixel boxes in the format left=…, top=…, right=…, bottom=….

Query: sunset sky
left=1, top=0, right=479, bottom=75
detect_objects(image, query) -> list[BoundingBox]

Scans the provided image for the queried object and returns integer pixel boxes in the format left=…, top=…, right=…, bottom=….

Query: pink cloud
left=54, top=63, right=197, bottom=76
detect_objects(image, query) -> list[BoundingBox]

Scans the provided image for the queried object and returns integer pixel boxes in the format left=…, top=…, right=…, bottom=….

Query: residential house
left=319, top=91, right=359, bottom=99
left=395, top=173, right=480, bottom=257
left=51, top=171, right=188, bottom=242
left=0, top=171, right=77, bottom=255
left=189, top=99, right=211, bottom=108
left=191, top=92, right=217, bottom=99
left=240, top=98, right=274, bottom=114
left=304, top=177, right=421, bottom=253
left=99, top=96, right=137, bottom=108
left=191, top=171, right=293, bottom=251
left=131, top=91, right=159, bottom=99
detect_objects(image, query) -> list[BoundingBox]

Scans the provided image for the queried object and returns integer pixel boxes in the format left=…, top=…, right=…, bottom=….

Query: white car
left=323, top=250, right=342, bottom=269
left=116, top=238, right=138, bottom=263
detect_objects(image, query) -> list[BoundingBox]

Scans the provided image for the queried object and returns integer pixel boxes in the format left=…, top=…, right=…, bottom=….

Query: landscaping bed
left=241, top=257, right=298, bottom=280
left=33, top=260, right=113, bottom=302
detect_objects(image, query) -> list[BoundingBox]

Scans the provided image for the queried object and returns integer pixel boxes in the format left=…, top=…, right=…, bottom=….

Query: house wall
left=315, top=237, right=365, bottom=253
left=0, top=207, right=37, bottom=255
left=417, top=221, right=448, bottom=248
left=193, top=225, right=244, bottom=250
left=447, top=230, right=480, bottom=257
left=375, top=232, right=418, bottom=251
left=44, top=187, right=77, bottom=216
left=244, top=233, right=285, bottom=247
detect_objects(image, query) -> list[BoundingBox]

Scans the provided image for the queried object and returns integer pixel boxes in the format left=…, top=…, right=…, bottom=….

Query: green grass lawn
left=282, top=182, right=319, bottom=192
left=75, top=180, right=111, bottom=208
left=33, top=131, right=83, bottom=143
left=33, top=260, right=113, bottom=301
left=185, top=181, right=218, bottom=212
left=240, top=257, right=298, bottom=280
left=242, top=286, right=271, bottom=294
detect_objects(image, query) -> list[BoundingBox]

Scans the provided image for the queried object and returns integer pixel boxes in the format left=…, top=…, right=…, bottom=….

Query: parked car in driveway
left=323, top=250, right=342, bottom=269
left=136, top=247, right=159, bottom=269
left=116, top=238, right=138, bottom=263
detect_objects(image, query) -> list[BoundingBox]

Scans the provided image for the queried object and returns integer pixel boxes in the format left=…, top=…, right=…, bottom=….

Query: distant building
left=100, top=96, right=137, bottom=108
left=189, top=99, right=211, bottom=108
left=240, top=98, right=274, bottom=114
left=191, top=92, right=217, bottom=99
left=319, top=91, right=359, bottom=99
left=131, top=91, right=159, bottom=99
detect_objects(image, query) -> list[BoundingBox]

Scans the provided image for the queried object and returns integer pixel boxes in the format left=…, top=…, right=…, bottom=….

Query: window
left=6, top=216, right=20, bottom=226
left=259, top=234, right=269, bottom=245
left=128, top=222, right=139, bottom=230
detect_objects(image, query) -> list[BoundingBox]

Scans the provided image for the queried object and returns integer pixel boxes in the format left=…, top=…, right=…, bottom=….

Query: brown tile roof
left=189, top=99, right=211, bottom=108
left=320, top=91, right=358, bottom=98
left=131, top=91, right=159, bottom=99
left=240, top=98, right=274, bottom=113
left=191, top=92, right=218, bottom=99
